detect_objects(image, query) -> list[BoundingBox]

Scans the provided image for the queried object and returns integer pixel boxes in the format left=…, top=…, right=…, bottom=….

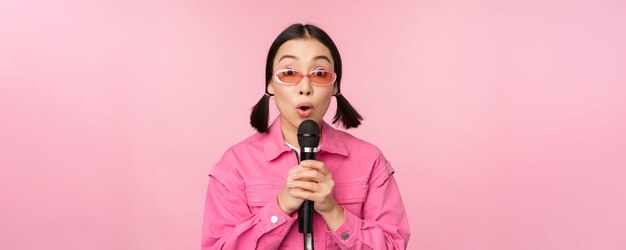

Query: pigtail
left=250, top=94, right=271, bottom=133
left=332, top=93, right=363, bottom=129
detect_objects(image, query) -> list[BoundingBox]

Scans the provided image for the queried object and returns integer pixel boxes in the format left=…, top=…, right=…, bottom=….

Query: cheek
left=273, top=96, right=288, bottom=113
left=272, top=89, right=293, bottom=113
left=271, top=83, right=291, bottom=96
left=315, top=95, right=334, bottom=114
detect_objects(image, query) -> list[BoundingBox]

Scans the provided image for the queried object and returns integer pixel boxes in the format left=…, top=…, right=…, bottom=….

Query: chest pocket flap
left=333, top=180, right=368, bottom=204
left=244, top=181, right=282, bottom=207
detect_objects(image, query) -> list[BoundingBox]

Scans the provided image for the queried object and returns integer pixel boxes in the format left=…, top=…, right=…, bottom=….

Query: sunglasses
left=272, top=68, right=337, bottom=86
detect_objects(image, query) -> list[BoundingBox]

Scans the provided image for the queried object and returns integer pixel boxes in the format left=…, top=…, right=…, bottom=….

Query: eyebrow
left=278, top=55, right=332, bottom=64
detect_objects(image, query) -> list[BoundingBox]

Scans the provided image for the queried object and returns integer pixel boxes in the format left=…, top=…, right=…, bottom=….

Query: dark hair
left=250, top=23, right=363, bottom=133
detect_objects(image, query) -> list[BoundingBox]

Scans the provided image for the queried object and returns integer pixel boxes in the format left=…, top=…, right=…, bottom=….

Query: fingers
left=299, top=160, right=330, bottom=175
left=290, top=160, right=330, bottom=182
left=287, top=160, right=330, bottom=177
left=287, top=180, right=319, bottom=192
left=285, top=160, right=334, bottom=203
left=289, top=189, right=319, bottom=201
left=291, top=169, right=325, bottom=182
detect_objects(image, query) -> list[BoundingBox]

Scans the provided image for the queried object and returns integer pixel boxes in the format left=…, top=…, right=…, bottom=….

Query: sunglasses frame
left=272, top=68, right=337, bottom=86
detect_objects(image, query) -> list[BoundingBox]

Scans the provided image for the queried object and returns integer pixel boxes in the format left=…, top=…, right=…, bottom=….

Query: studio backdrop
left=1, top=0, right=625, bottom=249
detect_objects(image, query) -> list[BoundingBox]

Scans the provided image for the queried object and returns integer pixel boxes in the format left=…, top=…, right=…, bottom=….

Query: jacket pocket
left=333, top=179, right=368, bottom=216
left=243, top=180, right=282, bottom=208
left=334, top=179, right=368, bottom=203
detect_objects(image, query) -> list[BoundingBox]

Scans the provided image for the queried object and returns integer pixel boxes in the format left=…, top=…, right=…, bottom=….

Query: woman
left=202, top=23, right=410, bottom=249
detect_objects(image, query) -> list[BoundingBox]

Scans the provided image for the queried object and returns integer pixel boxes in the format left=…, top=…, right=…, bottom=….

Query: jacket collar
left=264, top=116, right=349, bottom=161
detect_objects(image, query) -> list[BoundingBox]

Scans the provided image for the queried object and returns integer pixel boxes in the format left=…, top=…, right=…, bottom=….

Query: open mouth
left=296, top=103, right=314, bottom=117
left=297, top=102, right=313, bottom=111
left=298, top=106, right=311, bottom=111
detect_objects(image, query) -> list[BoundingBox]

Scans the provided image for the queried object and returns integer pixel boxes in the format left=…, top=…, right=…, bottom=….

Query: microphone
left=297, top=119, right=320, bottom=250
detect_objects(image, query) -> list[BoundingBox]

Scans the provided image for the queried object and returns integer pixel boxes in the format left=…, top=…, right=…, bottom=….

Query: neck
left=279, top=116, right=323, bottom=149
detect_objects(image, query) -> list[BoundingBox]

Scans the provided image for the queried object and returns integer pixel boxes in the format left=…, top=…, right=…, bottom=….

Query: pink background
left=1, top=0, right=625, bottom=249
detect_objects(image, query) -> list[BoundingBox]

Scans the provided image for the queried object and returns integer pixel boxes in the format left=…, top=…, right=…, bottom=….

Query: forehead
left=274, top=38, right=333, bottom=66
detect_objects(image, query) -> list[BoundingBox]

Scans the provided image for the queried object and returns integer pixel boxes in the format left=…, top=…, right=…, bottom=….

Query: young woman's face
left=268, top=38, right=338, bottom=129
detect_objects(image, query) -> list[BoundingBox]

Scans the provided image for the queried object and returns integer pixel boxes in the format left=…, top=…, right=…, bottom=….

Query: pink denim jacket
left=202, top=117, right=410, bottom=249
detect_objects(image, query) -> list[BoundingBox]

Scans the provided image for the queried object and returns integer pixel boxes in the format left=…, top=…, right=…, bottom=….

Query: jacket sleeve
left=201, top=149, right=297, bottom=249
left=325, top=152, right=411, bottom=249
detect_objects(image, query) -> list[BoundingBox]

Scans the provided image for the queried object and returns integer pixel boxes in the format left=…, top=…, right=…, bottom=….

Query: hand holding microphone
left=278, top=160, right=340, bottom=214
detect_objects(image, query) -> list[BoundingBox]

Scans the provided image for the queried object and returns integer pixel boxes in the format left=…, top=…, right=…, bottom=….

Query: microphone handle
left=298, top=150, right=316, bottom=234
left=299, top=200, right=314, bottom=233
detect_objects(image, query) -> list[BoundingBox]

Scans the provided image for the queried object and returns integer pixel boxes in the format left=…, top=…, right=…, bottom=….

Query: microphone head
left=297, top=119, right=320, bottom=148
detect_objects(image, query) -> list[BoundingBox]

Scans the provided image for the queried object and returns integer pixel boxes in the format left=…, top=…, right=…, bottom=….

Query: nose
left=298, top=76, right=312, bottom=96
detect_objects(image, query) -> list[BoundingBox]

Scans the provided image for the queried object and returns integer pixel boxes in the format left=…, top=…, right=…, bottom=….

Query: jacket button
left=270, top=215, right=278, bottom=224
left=340, top=232, right=349, bottom=240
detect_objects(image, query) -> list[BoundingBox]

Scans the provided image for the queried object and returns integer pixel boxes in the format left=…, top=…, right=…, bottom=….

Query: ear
left=267, top=81, right=275, bottom=95
left=332, top=83, right=338, bottom=96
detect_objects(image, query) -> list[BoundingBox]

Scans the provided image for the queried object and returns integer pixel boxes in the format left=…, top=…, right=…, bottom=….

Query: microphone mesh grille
left=297, top=120, right=320, bottom=148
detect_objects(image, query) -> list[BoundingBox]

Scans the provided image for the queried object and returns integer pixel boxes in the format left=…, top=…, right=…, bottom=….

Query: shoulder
left=333, top=129, right=395, bottom=184
left=209, top=132, right=267, bottom=187
left=225, top=132, right=265, bottom=155
left=214, top=132, right=266, bottom=166
left=334, top=129, right=386, bottom=159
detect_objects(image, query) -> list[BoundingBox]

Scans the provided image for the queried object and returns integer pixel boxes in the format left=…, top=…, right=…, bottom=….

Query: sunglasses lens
left=275, top=69, right=336, bottom=85
left=277, top=70, right=302, bottom=84
left=310, top=71, right=335, bottom=85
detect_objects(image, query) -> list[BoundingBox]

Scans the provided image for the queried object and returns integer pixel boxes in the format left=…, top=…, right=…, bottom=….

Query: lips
left=296, top=102, right=314, bottom=117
